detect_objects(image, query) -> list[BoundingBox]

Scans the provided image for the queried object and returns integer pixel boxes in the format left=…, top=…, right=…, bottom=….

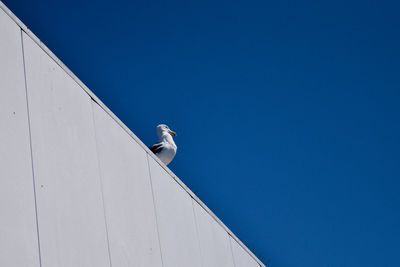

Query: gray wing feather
left=149, top=142, right=164, bottom=154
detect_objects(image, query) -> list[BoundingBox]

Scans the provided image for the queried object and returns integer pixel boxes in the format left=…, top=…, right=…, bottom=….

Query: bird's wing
left=149, top=142, right=164, bottom=154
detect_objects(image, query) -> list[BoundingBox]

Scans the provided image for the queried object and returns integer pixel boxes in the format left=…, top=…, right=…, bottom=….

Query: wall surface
left=0, top=2, right=264, bottom=267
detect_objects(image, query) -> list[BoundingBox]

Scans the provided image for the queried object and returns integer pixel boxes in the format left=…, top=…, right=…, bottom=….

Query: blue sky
left=4, top=0, right=400, bottom=266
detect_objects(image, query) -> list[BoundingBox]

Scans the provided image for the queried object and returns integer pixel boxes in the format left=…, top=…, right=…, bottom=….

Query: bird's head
left=157, top=124, right=177, bottom=137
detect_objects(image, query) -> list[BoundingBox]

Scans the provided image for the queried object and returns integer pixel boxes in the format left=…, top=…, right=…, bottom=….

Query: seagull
left=149, top=124, right=177, bottom=165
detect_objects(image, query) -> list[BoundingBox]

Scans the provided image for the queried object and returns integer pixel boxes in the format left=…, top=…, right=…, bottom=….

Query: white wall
left=92, top=102, right=163, bottom=267
left=0, top=3, right=263, bottom=267
left=192, top=200, right=235, bottom=267
left=0, top=8, right=40, bottom=267
left=22, top=32, right=111, bottom=267
left=230, top=236, right=261, bottom=267
left=148, top=155, right=203, bottom=267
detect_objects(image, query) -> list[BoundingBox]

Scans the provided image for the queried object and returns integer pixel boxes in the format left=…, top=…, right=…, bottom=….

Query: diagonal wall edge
left=0, top=2, right=265, bottom=266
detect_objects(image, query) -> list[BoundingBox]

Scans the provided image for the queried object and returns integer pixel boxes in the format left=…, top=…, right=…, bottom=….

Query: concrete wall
left=0, top=2, right=264, bottom=267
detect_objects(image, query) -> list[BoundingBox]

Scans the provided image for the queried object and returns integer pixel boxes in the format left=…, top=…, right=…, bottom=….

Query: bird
left=149, top=124, right=177, bottom=165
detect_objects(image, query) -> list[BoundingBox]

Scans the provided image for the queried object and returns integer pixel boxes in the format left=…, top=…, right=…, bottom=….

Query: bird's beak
left=168, top=130, right=177, bottom=136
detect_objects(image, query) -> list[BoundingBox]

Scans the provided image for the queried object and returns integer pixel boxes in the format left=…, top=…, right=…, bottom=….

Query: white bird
left=149, top=124, right=177, bottom=165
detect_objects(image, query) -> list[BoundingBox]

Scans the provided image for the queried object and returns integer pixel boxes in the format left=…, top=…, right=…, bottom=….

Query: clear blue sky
left=4, top=0, right=400, bottom=266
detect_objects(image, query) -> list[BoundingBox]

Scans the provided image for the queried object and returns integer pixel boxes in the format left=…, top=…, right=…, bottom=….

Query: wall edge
left=0, top=2, right=265, bottom=266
